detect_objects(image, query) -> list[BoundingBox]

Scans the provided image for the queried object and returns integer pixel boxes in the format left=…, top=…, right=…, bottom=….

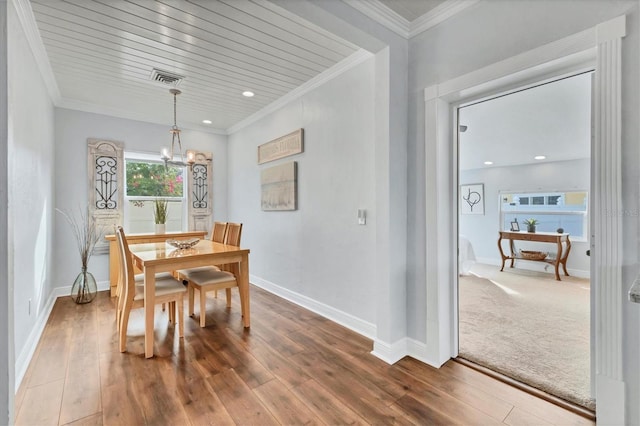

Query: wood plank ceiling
left=29, top=0, right=360, bottom=132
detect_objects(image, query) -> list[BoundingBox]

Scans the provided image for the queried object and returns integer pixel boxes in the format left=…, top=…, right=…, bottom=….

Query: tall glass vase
left=71, top=267, right=97, bottom=304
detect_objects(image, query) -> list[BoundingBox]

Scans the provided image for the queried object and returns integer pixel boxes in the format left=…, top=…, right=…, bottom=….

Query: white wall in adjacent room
left=227, top=57, right=377, bottom=330
left=53, top=109, right=228, bottom=289
left=459, top=159, right=590, bottom=275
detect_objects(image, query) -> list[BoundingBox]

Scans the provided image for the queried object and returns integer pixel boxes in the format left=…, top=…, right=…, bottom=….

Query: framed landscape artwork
left=261, top=162, right=297, bottom=211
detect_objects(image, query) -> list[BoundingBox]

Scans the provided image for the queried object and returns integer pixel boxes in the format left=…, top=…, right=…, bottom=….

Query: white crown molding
left=343, top=0, right=410, bottom=38
left=596, top=14, right=625, bottom=43
left=410, top=0, right=481, bottom=38
left=57, top=97, right=228, bottom=135
left=227, top=49, right=374, bottom=134
left=344, top=0, right=480, bottom=40
left=11, top=0, right=61, bottom=103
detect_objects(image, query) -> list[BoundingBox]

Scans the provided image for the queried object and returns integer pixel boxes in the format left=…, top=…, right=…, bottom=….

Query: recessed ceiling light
left=242, top=91, right=255, bottom=97
left=484, top=161, right=493, bottom=165
left=534, top=155, right=546, bottom=160
left=202, top=119, right=212, bottom=124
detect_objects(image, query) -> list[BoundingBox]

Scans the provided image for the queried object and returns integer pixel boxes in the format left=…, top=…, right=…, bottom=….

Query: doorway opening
left=456, top=72, right=594, bottom=410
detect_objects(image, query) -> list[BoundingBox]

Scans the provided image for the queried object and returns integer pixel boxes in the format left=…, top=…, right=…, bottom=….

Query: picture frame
left=261, top=161, right=297, bottom=211
left=258, top=129, right=304, bottom=164
left=460, top=183, right=484, bottom=215
left=510, top=220, right=520, bottom=231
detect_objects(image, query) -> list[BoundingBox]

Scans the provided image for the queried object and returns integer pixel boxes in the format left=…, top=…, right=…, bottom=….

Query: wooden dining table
left=128, top=240, right=251, bottom=358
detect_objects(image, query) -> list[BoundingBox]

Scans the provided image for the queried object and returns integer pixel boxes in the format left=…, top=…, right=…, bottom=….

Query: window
left=501, top=191, right=588, bottom=240
left=126, top=161, right=183, bottom=198
left=124, top=154, right=186, bottom=233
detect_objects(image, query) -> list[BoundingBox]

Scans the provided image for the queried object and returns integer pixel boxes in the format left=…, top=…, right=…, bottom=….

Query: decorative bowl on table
left=519, top=250, right=547, bottom=260
left=166, top=238, right=200, bottom=250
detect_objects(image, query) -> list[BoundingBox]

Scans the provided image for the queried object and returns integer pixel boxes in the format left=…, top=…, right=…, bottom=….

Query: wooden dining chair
left=113, top=226, right=125, bottom=328
left=218, top=222, right=243, bottom=300
left=172, top=221, right=229, bottom=283
left=180, top=222, right=243, bottom=327
left=211, top=221, right=228, bottom=243
left=115, top=226, right=186, bottom=352
left=113, top=226, right=176, bottom=330
left=224, top=222, right=242, bottom=248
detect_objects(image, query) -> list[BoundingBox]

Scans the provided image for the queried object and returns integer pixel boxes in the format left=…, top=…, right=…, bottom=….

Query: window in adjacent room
left=500, top=190, right=588, bottom=240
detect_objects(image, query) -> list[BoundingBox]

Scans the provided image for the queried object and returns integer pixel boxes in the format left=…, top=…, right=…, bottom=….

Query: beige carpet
left=458, top=263, right=594, bottom=410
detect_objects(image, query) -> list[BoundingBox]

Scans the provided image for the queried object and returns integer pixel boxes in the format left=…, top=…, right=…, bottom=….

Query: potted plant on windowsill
left=523, top=218, right=539, bottom=233
left=154, top=199, right=168, bottom=234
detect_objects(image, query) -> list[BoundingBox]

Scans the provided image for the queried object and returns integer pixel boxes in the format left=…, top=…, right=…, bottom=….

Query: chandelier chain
left=173, top=90, right=177, bottom=128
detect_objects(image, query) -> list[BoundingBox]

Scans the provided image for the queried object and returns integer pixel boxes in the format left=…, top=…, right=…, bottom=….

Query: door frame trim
left=423, top=15, right=626, bottom=423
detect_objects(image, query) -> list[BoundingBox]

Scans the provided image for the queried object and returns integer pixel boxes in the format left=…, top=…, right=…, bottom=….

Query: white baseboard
left=53, top=279, right=111, bottom=295
left=14, top=279, right=110, bottom=392
left=475, top=257, right=590, bottom=279
left=474, top=257, right=505, bottom=267
left=249, top=275, right=448, bottom=370
left=14, top=291, right=57, bottom=392
left=596, top=374, right=625, bottom=425
left=97, top=280, right=110, bottom=292
left=371, top=337, right=445, bottom=368
left=371, top=339, right=407, bottom=364
left=250, top=274, right=376, bottom=340
left=407, top=338, right=447, bottom=367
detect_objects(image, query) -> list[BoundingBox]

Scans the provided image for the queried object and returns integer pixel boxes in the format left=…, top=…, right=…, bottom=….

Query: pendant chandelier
left=160, top=88, right=195, bottom=168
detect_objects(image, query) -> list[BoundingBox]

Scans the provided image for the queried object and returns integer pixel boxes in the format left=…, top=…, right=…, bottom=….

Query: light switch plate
left=358, top=209, right=366, bottom=225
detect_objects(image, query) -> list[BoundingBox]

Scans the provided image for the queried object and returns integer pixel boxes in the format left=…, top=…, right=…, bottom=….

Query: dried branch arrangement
left=56, top=207, right=103, bottom=269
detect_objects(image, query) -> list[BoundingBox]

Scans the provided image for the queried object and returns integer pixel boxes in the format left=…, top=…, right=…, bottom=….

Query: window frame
left=499, top=189, right=589, bottom=242
left=123, top=151, right=188, bottom=233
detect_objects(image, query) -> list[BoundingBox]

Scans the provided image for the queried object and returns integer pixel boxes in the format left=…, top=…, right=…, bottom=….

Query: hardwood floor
left=15, top=286, right=594, bottom=425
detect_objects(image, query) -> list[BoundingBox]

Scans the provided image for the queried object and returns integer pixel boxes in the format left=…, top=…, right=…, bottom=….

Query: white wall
left=53, top=109, right=228, bottom=288
left=227, top=57, right=378, bottom=330
left=0, top=1, right=10, bottom=422
left=7, top=0, right=54, bottom=396
left=460, top=159, right=590, bottom=275
left=407, top=0, right=639, bottom=422
left=271, top=0, right=410, bottom=349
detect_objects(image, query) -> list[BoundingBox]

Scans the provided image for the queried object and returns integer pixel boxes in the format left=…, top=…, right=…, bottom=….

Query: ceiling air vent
left=150, top=68, right=185, bottom=86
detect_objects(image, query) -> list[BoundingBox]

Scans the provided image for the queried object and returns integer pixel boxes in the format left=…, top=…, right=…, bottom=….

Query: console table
left=497, top=231, right=571, bottom=281
left=104, top=231, right=208, bottom=296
